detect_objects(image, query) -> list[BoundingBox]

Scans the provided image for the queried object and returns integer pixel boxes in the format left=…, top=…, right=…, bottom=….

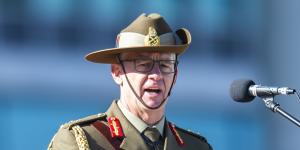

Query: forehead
left=120, top=52, right=176, bottom=59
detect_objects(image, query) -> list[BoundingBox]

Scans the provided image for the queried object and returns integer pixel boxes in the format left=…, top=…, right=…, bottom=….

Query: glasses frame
left=119, top=58, right=178, bottom=74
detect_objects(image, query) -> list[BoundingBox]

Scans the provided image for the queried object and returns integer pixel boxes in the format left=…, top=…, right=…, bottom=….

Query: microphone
left=230, top=79, right=295, bottom=102
left=230, top=79, right=300, bottom=127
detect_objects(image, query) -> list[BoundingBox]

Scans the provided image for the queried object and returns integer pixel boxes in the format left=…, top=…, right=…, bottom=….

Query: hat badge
left=144, top=27, right=160, bottom=46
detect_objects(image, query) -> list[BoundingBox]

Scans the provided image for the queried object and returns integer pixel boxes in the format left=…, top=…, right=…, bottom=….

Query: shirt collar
left=117, top=100, right=165, bottom=136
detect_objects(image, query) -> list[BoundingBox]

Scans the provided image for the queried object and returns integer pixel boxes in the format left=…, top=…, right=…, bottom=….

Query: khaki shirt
left=117, top=100, right=165, bottom=136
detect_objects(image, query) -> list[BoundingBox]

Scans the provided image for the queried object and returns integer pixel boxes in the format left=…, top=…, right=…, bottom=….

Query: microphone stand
left=262, top=97, right=300, bottom=127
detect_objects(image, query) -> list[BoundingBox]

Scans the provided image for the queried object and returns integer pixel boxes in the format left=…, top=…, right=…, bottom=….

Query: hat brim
left=85, top=28, right=191, bottom=64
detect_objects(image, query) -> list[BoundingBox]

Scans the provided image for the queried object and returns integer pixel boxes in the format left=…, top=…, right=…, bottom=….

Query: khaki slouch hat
left=85, top=13, right=192, bottom=64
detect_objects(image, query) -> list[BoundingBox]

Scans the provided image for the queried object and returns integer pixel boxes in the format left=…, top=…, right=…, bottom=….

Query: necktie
left=143, top=127, right=163, bottom=150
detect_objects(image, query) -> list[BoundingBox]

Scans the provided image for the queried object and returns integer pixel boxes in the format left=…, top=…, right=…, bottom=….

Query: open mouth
left=144, top=88, right=162, bottom=94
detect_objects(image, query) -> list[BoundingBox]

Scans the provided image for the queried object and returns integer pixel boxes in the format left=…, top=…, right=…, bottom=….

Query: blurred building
left=0, top=0, right=299, bottom=149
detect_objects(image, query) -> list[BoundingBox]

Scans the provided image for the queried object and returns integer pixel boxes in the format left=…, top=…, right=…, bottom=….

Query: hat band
left=116, top=32, right=176, bottom=48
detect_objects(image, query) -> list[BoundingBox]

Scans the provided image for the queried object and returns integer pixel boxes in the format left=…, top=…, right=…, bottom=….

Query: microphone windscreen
left=230, top=79, right=256, bottom=102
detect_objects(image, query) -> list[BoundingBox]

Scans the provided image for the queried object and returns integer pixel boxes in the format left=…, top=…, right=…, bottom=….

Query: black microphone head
left=230, top=79, right=256, bottom=102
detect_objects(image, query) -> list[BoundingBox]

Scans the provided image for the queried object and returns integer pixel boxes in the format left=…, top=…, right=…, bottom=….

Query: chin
left=142, top=97, right=164, bottom=109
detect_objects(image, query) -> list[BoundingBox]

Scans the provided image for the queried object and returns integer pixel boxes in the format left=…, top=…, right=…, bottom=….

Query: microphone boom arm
left=262, top=97, right=300, bottom=127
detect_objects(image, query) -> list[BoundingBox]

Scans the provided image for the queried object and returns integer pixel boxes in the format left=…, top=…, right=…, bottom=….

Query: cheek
left=127, top=73, right=147, bottom=91
left=164, top=75, right=175, bottom=87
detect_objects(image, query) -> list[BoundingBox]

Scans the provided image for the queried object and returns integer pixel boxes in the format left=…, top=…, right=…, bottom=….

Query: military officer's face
left=112, top=52, right=177, bottom=110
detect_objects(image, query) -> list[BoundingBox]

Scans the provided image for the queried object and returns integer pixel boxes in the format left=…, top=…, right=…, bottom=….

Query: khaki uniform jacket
left=48, top=101, right=212, bottom=150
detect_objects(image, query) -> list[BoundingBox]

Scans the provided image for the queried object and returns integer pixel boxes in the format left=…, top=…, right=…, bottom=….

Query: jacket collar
left=105, top=100, right=183, bottom=150
left=164, top=121, right=184, bottom=150
left=106, top=100, right=150, bottom=150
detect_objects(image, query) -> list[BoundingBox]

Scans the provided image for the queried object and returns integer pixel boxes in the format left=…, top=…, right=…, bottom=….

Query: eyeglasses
left=119, top=59, right=177, bottom=74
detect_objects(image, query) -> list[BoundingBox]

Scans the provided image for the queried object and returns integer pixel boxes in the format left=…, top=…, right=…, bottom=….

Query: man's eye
left=139, top=62, right=150, bottom=66
left=136, top=60, right=152, bottom=66
left=160, top=63, right=170, bottom=68
left=160, top=61, right=174, bottom=67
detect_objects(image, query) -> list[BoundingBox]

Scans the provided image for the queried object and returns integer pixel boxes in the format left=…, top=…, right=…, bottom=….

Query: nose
left=148, top=63, right=162, bottom=80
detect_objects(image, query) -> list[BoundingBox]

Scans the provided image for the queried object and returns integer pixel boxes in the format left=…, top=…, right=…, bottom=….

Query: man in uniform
left=48, top=13, right=212, bottom=150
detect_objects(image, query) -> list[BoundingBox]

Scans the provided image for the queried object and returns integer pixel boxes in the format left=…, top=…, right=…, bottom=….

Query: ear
left=111, top=64, right=123, bottom=85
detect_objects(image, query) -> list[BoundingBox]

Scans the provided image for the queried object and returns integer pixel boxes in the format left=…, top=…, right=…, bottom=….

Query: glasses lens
left=160, top=60, right=176, bottom=73
left=135, top=59, right=154, bottom=72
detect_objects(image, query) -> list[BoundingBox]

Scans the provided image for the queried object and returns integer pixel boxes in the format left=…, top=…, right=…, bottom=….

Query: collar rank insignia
left=169, top=123, right=185, bottom=146
left=108, top=117, right=123, bottom=138
left=144, top=27, right=160, bottom=46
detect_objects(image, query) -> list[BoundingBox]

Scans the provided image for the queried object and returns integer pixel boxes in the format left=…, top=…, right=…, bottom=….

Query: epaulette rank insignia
left=61, top=113, right=106, bottom=130
left=168, top=122, right=185, bottom=147
left=107, top=117, right=123, bottom=138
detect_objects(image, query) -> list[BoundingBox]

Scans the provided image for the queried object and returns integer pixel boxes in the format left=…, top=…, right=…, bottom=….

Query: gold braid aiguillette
left=72, top=125, right=91, bottom=150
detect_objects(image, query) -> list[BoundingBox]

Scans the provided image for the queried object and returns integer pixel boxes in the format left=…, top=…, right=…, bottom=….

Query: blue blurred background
left=1, top=0, right=300, bottom=149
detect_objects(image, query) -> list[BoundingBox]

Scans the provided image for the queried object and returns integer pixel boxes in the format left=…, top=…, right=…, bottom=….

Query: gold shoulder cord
left=72, top=125, right=91, bottom=150
left=47, top=126, right=90, bottom=150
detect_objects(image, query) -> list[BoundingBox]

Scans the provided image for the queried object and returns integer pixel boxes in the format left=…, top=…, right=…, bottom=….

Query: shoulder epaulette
left=61, top=113, right=107, bottom=130
left=48, top=113, right=106, bottom=150
left=174, top=125, right=208, bottom=143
